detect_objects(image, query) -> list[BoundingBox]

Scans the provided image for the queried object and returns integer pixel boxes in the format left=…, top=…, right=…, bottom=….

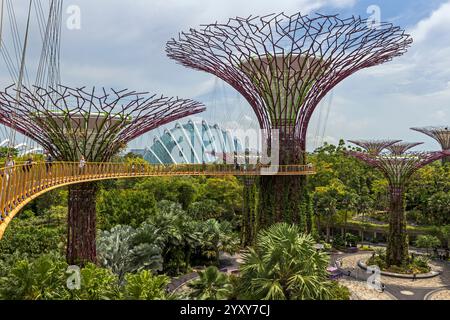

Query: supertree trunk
left=443, top=156, right=450, bottom=165
left=67, top=182, right=98, bottom=265
left=241, top=177, right=258, bottom=247
left=386, top=187, right=408, bottom=266
left=258, top=133, right=309, bottom=231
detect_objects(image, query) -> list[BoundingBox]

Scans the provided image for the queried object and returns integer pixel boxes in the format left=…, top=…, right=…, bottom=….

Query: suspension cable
left=7, top=0, right=33, bottom=158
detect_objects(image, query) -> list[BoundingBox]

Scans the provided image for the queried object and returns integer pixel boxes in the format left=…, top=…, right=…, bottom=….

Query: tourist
left=45, top=153, right=54, bottom=174
left=79, top=156, right=86, bottom=175
left=23, top=157, right=33, bottom=173
left=6, top=155, right=15, bottom=168
left=5, top=156, right=15, bottom=180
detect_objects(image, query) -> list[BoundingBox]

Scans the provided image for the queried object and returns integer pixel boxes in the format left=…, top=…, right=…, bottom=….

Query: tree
left=97, top=189, right=157, bottom=229
left=0, top=147, right=18, bottom=159
left=341, top=191, right=358, bottom=241
left=238, top=223, right=333, bottom=300
left=188, top=199, right=225, bottom=221
left=427, top=192, right=450, bottom=225
left=314, top=179, right=345, bottom=241
left=198, top=177, right=243, bottom=221
left=0, top=216, right=65, bottom=259
left=415, top=235, right=441, bottom=255
left=198, top=219, right=240, bottom=265
left=188, top=266, right=232, bottom=300
left=150, top=201, right=201, bottom=275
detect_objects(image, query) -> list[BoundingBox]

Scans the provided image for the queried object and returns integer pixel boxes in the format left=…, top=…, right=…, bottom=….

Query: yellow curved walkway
left=0, top=161, right=314, bottom=238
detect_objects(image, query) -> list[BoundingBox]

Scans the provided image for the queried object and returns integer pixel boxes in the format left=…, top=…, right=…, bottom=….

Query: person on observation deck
left=23, top=157, right=34, bottom=173
left=79, top=156, right=86, bottom=175
left=45, top=152, right=54, bottom=174
left=3, top=155, right=15, bottom=182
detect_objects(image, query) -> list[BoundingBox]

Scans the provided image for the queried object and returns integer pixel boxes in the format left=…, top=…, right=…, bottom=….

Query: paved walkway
left=332, top=251, right=450, bottom=300
left=167, top=252, right=242, bottom=293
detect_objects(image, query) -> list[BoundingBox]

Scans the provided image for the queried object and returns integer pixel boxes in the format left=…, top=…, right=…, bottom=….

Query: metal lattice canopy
left=167, top=12, right=412, bottom=150
left=347, top=151, right=445, bottom=188
left=348, top=139, right=401, bottom=155
left=385, top=142, right=424, bottom=156
left=0, top=85, right=205, bottom=161
left=411, top=126, right=450, bottom=151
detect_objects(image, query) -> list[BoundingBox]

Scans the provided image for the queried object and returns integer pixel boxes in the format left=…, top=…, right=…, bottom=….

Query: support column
left=443, top=155, right=449, bottom=166
left=241, top=177, right=258, bottom=247
left=258, top=130, right=310, bottom=232
left=386, top=186, right=408, bottom=267
left=67, top=182, right=98, bottom=265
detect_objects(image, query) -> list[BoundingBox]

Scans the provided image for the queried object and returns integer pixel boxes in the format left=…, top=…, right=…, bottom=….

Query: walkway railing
left=0, top=161, right=315, bottom=238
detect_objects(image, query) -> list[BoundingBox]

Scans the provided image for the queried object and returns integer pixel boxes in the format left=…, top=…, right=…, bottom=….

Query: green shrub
left=0, top=252, right=69, bottom=300
left=328, top=281, right=351, bottom=300
left=0, top=218, right=65, bottom=258
left=122, top=270, right=170, bottom=300
left=415, top=235, right=441, bottom=254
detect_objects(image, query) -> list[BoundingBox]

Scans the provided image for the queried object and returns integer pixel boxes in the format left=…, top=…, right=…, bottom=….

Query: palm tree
left=149, top=201, right=201, bottom=275
left=238, top=223, right=333, bottom=300
left=200, top=219, right=239, bottom=265
left=188, top=266, right=232, bottom=300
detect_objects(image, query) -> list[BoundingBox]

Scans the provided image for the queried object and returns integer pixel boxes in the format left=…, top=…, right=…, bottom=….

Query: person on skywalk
left=79, top=156, right=86, bottom=175
left=45, top=153, right=54, bottom=175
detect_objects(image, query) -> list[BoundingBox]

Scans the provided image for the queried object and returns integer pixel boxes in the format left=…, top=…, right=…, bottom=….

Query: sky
left=1, top=0, right=449, bottom=152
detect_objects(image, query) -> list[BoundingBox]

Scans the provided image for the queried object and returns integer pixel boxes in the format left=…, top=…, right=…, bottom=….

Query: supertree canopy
left=385, top=141, right=424, bottom=156
left=348, top=139, right=401, bottom=155
left=0, top=84, right=205, bottom=265
left=0, top=85, right=205, bottom=162
left=347, top=142, right=445, bottom=266
left=167, top=12, right=412, bottom=232
left=411, top=126, right=450, bottom=164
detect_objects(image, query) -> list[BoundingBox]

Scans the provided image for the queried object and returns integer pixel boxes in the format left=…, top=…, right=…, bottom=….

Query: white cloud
left=3, top=0, right=449, bottom=152
left=304, top=1, right=450, bottom=151
left=410, top=2, right=450, bottom=43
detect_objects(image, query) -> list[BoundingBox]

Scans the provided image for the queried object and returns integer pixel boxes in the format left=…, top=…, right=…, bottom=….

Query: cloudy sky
left=1, top=0, right=449, bottom=151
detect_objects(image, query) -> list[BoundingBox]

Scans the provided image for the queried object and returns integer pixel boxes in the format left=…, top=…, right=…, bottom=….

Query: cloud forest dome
left=0, top=84, right=205, bottom=162
left=167, top=12, right=413, bottom=152
left=144, top=120, right=242, bottom=165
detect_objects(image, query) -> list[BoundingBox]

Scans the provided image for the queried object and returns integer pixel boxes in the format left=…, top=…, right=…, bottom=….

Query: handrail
left=0, top=161, right=315, bottom=239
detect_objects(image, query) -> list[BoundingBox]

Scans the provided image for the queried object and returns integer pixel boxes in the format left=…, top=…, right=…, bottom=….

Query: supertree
left=347, top=139, right=401, bottom=155
left=0, top=84, right=205, bottom=265
left=347, top=142, right=445, bottom=266
left=166, top=12, right=412, bottom=232
left=385, top=142, right=424, bottom=156
left=411, top=126, right=450, bottom=164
